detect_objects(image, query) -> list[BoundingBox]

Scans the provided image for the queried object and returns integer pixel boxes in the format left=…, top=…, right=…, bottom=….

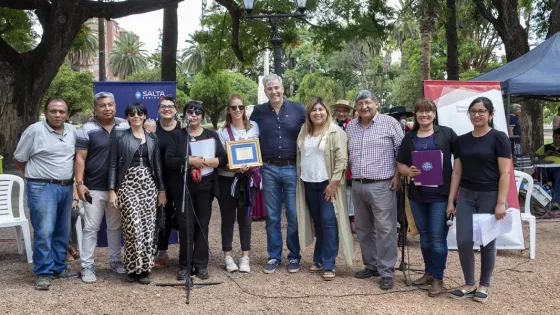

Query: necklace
left=189, top=127, right=203, bottom=137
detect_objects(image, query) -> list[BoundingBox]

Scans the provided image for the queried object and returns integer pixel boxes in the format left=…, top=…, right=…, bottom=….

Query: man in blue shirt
left=509, top=103, right=521, bottom=156
left=250, top=73, right=306, bottom=274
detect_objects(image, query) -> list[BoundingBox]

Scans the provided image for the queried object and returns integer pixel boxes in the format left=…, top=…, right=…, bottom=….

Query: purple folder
left=411, top=150, right=443, bottom=186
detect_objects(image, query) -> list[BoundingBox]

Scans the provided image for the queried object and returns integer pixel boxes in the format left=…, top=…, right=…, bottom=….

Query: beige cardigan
left=296, top=122, right=355, bottom=266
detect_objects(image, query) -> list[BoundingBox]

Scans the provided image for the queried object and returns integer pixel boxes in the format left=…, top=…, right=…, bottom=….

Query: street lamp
left=242, top=0, right=307, bottom=77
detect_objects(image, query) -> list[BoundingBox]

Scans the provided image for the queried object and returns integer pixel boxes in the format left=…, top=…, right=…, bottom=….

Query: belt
left=266, top=160, right=296, bottom=166
left=353, top=178, right=392, bottom=184
left=27, top=178, right=74, bottom=186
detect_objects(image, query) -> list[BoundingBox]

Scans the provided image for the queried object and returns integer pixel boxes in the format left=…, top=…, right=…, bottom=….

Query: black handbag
left=155, top=205, right=165, bottom=231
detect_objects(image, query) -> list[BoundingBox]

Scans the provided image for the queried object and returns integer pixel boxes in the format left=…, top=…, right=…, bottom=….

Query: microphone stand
left=156, top=117, right=221, bottom=304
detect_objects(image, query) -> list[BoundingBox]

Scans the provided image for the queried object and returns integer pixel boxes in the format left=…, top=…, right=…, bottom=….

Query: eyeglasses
left=127, top=111, right=145, bottom=118
left=356, top=99, right=376, bottom=107
left=187, top=109, right=203, bottom=116
left=469, top=109, right=488, bottom=116
left=160, top=105, right=176, bottom=110
left=229, top=105, right=245, bottom=111
left=415, top=111, right=433, bottom=116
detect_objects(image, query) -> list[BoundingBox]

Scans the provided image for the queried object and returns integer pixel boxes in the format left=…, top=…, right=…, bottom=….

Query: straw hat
left=331, top=99, right=353, bottom=112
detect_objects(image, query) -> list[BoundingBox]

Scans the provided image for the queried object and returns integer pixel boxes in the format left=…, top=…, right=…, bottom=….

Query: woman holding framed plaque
left=165, top=100, right=227, bottom=281
left=295, top=97, right=355, bottom=281
left=217, top=94, right=260, bottom=273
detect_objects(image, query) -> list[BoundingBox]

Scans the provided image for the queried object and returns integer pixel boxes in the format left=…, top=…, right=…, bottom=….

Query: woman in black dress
left=165, top=100, right=227, bottom=280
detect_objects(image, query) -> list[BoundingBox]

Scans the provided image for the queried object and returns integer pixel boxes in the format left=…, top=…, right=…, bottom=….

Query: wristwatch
left=76, top=181, right=84, bottom=186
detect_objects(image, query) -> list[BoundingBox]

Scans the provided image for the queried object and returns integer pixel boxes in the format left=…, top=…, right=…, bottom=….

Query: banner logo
left=422, top=162, right=433, bottom=172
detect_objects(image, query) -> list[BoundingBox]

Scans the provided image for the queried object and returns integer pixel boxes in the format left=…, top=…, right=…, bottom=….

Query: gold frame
left=226, top=138, right=263, bottom=169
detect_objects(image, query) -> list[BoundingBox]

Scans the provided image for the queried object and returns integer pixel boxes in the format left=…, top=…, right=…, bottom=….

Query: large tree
left=473, top=0, right=560, bottom=154
left=0, top=0, right=182, bottom=161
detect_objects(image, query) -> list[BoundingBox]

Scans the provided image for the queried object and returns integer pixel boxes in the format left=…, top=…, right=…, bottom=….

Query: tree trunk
left=520, top=100, right=543, bottom=156
left=419, top=2, right=435, bottom=94
left=0, top=0, right=184, bottom=159
left=446, top=0, right=459, bottom=80
left=161, top=3, right=178, bottom=82
left=547, top=0, right=560, bottom=38
left=98, top=14, right=106, bottom=81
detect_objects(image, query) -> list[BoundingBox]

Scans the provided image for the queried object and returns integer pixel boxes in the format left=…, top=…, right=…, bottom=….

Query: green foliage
left=225, top=72, right=258, bottom=105
left=42, top=64, right=94, bottom=117
left=295, top=72, right=343, bottom=105
left=68, top=20, right=98, bottom=71
left=0, top=8, right=37, bottom=52
left=189, top=71, right=232, bottom=128
left=108, top=33, right=148, bottom=79
left=389, top=71, right=421, bottom=108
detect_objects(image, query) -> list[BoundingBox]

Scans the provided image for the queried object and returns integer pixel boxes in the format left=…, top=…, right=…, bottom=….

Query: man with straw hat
left=331, top=99, right=356, bottom=233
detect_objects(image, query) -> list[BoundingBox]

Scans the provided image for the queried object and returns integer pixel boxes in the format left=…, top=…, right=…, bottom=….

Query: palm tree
left=419, top=0, right=437, bottom=84
left=181, top=39, right=204, bottom=73
left=108, top=32, right=148, bottom=80
left=392, top=0, right=419, bottom=66
left=68, top=20, right=98, bottom=71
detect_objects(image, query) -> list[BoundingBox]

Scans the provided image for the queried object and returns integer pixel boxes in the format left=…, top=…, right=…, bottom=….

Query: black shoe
left=380, top=277, right=394, bottom=290
left=354, top=268, right=380, bottom=279
left=194, top=268, right=209, bottom=280
left=125, top=273, right=137, bottom=283
left=177, top=269, right=188, bottom=281
left=138, top=272, right=150, bottom=285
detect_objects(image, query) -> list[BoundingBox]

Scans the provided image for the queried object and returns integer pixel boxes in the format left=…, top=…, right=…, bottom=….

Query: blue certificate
left=226, top=139, right=263, bottom=169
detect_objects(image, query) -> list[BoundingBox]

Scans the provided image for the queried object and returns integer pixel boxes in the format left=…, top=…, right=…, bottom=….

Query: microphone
left=400, top=119, right=407, bottom=131
left=446, top=214, right=454, bottom=227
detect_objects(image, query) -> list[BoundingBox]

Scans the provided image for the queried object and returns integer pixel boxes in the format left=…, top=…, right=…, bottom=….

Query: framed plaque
left=226, top=138, right=263, bottom=169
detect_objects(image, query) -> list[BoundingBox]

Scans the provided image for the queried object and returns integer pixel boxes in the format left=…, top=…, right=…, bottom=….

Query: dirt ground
left=1, top=169, right=560, bottom=315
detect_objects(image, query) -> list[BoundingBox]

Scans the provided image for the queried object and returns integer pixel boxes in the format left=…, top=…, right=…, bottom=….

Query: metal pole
left=271, top=16, right=283, bottom=77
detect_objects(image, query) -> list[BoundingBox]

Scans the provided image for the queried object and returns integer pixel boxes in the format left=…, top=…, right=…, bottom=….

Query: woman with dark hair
left=396, top=98, right=457, bottom=296
left=296, top=97, right=355, bottom=281
left=166, top=100, right=227, bottom=280
left=153, top=95, right=181, bottom=268
left=447, top=96, right=511, bottom=303
left=217, top=94, right=260, bottom=273
left=108, top=102, right=167, bottom=284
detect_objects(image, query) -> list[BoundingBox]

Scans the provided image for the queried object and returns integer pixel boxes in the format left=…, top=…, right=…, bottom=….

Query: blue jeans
left=304, top=181, right=339, bottom=271
left=409, top=200, right=448, bottom=280
left=545, top=168, right=560, bottom=203
left=27, top=181, right=73, bottom=276
left=261, top=163, right=300, bottom=261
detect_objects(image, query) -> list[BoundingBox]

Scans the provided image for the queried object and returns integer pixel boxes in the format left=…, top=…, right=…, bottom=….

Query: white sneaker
left=224, top=254, right=239, bottom=273
left=81, top=266, right=97, bottom=283
left=110, top=261, right=127, bottom=274
left=239, top=256, right=250, bottom=273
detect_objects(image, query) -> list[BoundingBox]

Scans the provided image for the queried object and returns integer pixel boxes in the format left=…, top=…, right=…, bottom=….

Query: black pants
left=156, top=190, right=176, bottom=251
left=218, top=176, right=257, bottom=252
left=175, top=177, right=214, bottom=270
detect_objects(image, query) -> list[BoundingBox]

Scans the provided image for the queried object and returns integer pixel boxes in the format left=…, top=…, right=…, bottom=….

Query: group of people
left=14, top=73, right=511, bottom=303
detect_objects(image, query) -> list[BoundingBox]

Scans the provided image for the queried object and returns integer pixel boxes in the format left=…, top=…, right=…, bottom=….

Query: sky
left=116, top=0, right=205, bottom=54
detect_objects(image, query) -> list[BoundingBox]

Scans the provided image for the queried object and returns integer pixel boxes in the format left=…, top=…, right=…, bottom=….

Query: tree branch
left=0, top=0, right=45, bottom=10
left=81, top=0, right=183, bottom=19
left=0, top=35, right=21, bottom=66
left=214, top=0, right=245, bottom=62
left=473, top=0, right=497, bottom=24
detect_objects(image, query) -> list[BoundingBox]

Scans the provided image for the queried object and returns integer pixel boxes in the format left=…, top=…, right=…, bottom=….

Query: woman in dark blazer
left=165, top=100, right=227, bottom=280
left=396, top=98, right=457, bottom=297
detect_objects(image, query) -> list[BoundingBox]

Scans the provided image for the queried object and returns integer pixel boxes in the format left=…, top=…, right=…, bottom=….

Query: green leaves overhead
left=42, top=64, right=94, bottom=118
left=0, top=8, right=37, bottom=53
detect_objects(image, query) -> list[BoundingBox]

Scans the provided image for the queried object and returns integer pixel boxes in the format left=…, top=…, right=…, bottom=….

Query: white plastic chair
left=0, top=175, right=33, bottom=263
left=74, top=205, right=84, bottom=256
left=514, top=170, right=536, bottom=259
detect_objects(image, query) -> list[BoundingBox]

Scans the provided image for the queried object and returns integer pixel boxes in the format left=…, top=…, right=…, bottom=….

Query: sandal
left=309, top=263, right=323, bottom=273
left=449, top=287, right=476, bottom=300
left=473, top=289, right=489, bottom=303
left=322, top=270, right=336, bottom=281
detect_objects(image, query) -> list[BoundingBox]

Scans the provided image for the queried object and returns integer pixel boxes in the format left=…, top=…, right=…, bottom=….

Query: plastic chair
left=0, top=175, right=33, bottom=263
left=514, top=170, right=536, bottom=259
